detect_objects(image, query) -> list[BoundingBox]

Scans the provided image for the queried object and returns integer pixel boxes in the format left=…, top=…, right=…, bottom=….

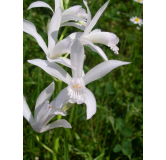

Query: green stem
left=36, top=135, right=55, bottom=155
left=59, top=27, right=68, bottom=41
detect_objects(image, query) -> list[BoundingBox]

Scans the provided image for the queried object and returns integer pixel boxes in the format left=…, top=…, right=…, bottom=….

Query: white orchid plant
left=23, top=0, right=130, bottom=136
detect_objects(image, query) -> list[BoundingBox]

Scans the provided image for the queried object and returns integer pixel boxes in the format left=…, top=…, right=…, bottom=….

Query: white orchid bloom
left=28, top=39, right=130, bottom=120
left=130, top=16, right=143, bottom=26
left=23, top=82, right=72, bottom=133
left=67, top=0, right=119, bottom=61
left=133, top=0, right=143, bottom=4
left=27, top=0, right=87, bottom=31
left=23, top=8, right=76, bottom=69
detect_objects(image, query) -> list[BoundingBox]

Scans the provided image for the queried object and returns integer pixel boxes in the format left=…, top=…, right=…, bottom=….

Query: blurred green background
left=23, top=0, right=143, bottom=159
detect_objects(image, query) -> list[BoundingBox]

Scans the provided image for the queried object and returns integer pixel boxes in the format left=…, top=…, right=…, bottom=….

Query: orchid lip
left=67, top=77, right=86, bottom=104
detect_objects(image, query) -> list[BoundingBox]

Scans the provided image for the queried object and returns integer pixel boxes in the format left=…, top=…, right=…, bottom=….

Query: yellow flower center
left=135, top=18, right=139, bottom=22
left=138, top=0, right=141, bottom=2
left=72, top=84, right=82, bottom=89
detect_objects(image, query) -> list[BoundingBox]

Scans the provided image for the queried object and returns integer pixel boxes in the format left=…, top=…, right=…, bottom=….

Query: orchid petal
left=23, top=19, right=48, bottom=55
left=83, top=60, right=131, bottom=85
left=49, top=38, right=72, bottom=59
left=85, top=31, right=119, bottom=54
left=70, top=39, right=85, bottom=78
left=68, top=32, right=83, bottom=40
left=31, top=107, right=53, bottom=133
left=28, top=59, right=72, bottom=84
left=61, top=22, right=85, bottom=31
left=80, top=37, right=108, bottom=61
left=23, top=96, right=34, bottom=124
left=34, top=82, right=54, bottom=120
left=27, top=1, right=54, bottom=13
left=90, top=29, right=101, bottom=33
left=84, top=88, right=96, bottom=120
left=55, top=0, right=60, bottom=11
left=47, top=57, right=75, bottom=70
left=82, top=0, right=109, bottom=36
left=48, top=8, right=62, bottom=53
left=61, top=15, right=86, bottom=24
left=83, top=0, right=91, bottom=28
left=62, top=5, right=82, bottom=16
left=54, top=87, right=70, bottom=108
left=41, top=119, right=72, bottom=132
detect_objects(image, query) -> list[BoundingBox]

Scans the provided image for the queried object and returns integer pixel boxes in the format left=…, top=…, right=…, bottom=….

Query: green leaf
left=122, top=139, right=131, bottom=148
left=109, top=116, right=116, bottom=134
left=113, top=144, right=122, bottom=153
left=122, top=148, right=133, bottom=156
left=64, top=130, right=70, bottom=160
left=121, top=128, right=132, bottom=137
left=116, top=118, right=126, bottom=131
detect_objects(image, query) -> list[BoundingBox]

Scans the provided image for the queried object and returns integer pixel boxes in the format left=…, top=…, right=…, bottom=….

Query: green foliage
left=23, top=0, right=143, bottom=159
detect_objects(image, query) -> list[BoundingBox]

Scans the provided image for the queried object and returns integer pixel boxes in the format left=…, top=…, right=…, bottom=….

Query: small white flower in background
left=35, top=157, right=39, bottom=160
left=130, top=16, right=143, bottom=26
left=133, top=0, right=143, bottom=4
left=23, top=8, right=76, bottom=69
left=68, top=0, right=119, bottom=61
left=28, top=39, right=130, bottom=120
left=23, top=82, right=72, bottom=133
left=27, top=0, right=87, bottom=30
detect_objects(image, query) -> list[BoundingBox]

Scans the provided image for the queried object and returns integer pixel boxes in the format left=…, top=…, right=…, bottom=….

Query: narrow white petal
left=23, top=96, right=34, bottom=124
left=80, top=37, right=108, bottom=61
left=41, top=119, right=72, bottom=132
left=85, top=32, right=119, bottom=54
left=23, top=19, right=48, bottom=55
left=48, top=8, right=62, bottom=53
left=62, top=5, right=82, bottom=16
left=49, top=38, right=72, bottom=59
left=28, top=59, right=72, bottom=84
left=83, top=60, right=131, bottom=85
left=34, top=82, right=54, bottom=120
left=70, top=39, right=85, bottom=78
left=47, top=57, right=75, bottom=70
left=54, top=87, right=70, bottom=108
left=82, top=1, right=109, bottom=36
left=68, top=32, right=83, bottom=40
left=83, top=0, right=91, bottom=28
left=31, top=108, right=53, bottom=133
left=55, top=0, right=60, bottom=11
left=84, top=88, right=96, bottom=120
left=27, top=1, right=54, bottom=13
left=61, top=15, right=85, bottom=24
left=85, top=32, right=119, bottom=46
left=61, top=22, right=85, bottom=31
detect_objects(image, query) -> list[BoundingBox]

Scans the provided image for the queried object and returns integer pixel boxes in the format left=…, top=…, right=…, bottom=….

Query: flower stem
left=59, top=27, right=68, bottom=41
left=35, top=135, right=55, bottom=155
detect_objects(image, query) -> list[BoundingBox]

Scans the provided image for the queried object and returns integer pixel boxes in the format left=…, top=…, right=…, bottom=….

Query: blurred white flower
left=23, top=8, right=76, bottom=69
left=23, top=82, right=71, bottom=133
left=28, top=39, right=130, bottom=120
left=133, top=0, right=143, bottom=4
left=130, top=16, right=143, bottom=26
left=68, top=0, right=119, bottom=61
left=136, top=26, right=141, bottom=30
left=27, top=0, right=87, bottom=30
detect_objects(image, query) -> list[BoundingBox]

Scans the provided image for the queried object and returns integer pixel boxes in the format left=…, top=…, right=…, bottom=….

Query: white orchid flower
left=23, top=82, right=72, bottom=133
left=27, top=0, right=87, bottom=31
left=67, top=0, right=120, bottom=61
left=130, top=16, right=143, bottom=26
left=28, top=39, right=130, bottom=120
left=23, top=7, right=76, bottom=69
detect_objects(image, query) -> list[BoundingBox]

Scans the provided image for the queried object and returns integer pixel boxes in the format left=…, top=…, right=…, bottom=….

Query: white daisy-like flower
left=130, top=16, right=143, bottom=26
left=133, top=0, right=143, bottom=4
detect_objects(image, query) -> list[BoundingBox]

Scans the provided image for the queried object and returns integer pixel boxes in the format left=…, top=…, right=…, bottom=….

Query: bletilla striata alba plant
left=23, top=0, right=130, bottom=132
